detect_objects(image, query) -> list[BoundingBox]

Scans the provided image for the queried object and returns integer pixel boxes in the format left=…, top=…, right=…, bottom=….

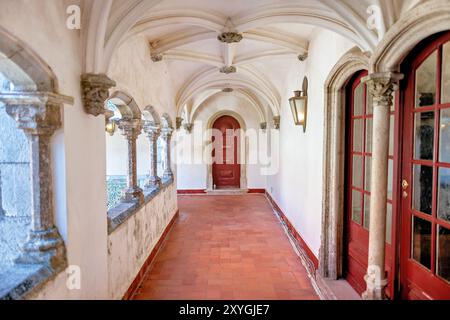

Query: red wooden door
left=400, top=32, right=450, bottom=300
left=212, top=116, right=240, bottom=189
left=344, top=71, right=394, bottom=296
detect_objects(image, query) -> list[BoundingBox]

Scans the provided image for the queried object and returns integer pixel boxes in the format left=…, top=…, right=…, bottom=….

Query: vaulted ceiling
left=84, top=0, right=424, bottom=121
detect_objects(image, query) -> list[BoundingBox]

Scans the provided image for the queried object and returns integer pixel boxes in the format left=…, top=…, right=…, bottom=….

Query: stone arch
left=0, top=25, right=58, bottom=92
left=142, top=105, right=161, bottom=127
left=161, top=113, right=173, bottom=129
left=319, top=47, right=370, bottom=280
left=205, top=110, right=248, bottom=191
left=370, top=0, right=450, bottom=73
left=108, top=90, right=141, bottom=120
left=190, top=89, right=267, bottom=125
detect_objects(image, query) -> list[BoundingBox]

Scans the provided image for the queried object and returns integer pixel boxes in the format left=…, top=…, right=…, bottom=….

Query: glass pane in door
left=414, top=112, right=435, bottom=160
left=354, top=83, right=364, bottom=116
left=364, top=194, right=370, bottom=230
left=439, top=109, right=450, bottom=163
left=438, top=168, right=450, bottom=223
left=366, top=118, right=372, bottom=153
left=353, top=119, right=363, bottom=152
left=352, top=190, right=362, bottom=224
left=412, top=216, right=432, bottom=269
left=442, top=42, right=450, bottom=104
left=352, top=155, right=363, bottom=188
left=416, top=51, right=437, bottom=107
left=413, top=165, right=434, bottom=215
left=437, top=225, right=450, bottom=282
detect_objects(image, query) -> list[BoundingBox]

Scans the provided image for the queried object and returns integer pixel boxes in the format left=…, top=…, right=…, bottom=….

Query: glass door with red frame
left=401, top=32, right=450, bottom=300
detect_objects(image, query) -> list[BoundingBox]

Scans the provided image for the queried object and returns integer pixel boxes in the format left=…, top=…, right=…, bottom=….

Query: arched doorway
left=212, top=115, right=241, bottom=189
left=399, top=31, right=450, bottom=300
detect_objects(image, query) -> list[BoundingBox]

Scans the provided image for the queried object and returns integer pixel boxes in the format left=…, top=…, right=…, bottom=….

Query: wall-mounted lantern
left=289, top=76, right=308, bottom=133
left=105, top=121, right=116, bottom=136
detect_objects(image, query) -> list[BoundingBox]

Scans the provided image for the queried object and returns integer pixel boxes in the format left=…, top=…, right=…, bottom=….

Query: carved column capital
left=260, top=122, right=267, bottom=131
left=81, top=73, right=116, bottom=117
left=143, top=123, right=160, bottom=140
left=273, top=116, right=280, bottom=130
left=176, top=117, right=183, bottom=130
left=363, top=72, right=403, bottom=107
left=183, top=123, right=193, bottom=133
left=118, top=119, right=142, bottom=139
left=161, top=127, right=174, bottom=140
left=0, top=92, right=73, bottom=135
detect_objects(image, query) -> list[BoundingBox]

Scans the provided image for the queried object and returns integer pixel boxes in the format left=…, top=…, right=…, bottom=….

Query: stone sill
left=107, top=177, right=174, bottom=234
left=0, top=262, right=66, bottom=300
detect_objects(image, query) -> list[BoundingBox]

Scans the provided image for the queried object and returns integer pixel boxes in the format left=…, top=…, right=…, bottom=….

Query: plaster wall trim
left=370, top=0, right=450, bottom=73
left=205, top=110, right=248, bottom=192
left=319, top=47, right=370, bottom=280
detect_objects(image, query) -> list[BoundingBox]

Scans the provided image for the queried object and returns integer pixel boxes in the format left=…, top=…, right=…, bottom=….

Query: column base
left=15, top=227, right=66, bottom=270
left=122, top=187, right=144, bottom=204
left=163, top=172, right=174, bottom=181
left=362, top=270, right=388, bottom=300
left=145, top=177, right=161, bottom=189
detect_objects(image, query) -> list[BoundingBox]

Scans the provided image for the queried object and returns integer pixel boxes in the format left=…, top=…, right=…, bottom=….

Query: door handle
left=402, top=179, right=409, bottom=198
left=402, top=179, right=409, bottom=190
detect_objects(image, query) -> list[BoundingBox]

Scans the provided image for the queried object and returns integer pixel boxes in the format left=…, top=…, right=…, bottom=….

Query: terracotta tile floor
left=133, top=194, right=319, bottom=300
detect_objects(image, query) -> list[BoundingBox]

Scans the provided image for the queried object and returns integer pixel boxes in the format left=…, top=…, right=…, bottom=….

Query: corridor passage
left=133, top=194, right=319, bottom=300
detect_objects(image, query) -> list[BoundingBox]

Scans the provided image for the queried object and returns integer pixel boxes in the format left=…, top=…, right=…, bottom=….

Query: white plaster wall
left=176, top=93, right=268, bottom=190
left=108, top=35, right=178, bottom=123
left=107, top=184, right=177, bottom=299
left=107, top=35, right=178, bottom=179
left=266, top=30, right=355, bottom=258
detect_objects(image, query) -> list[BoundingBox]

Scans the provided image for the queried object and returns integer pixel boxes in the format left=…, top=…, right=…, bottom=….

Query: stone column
left=118, top=119, right=144, bottom=204
left=0, top=92, right=73, bottom=269
left=143, top=123, right=161, bottom=188
left=362, top=72, right=402, bottom=300
left=161, top=127, right=174, bottom=181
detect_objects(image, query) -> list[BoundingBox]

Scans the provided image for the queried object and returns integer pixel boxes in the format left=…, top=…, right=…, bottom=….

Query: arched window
left=0, top=27, right=72, bottom=298
left=105, top=99, right=126, bottom=210
left=0, top=73, right=31, bottom=270
left=105, top=92, right=143, bottom=209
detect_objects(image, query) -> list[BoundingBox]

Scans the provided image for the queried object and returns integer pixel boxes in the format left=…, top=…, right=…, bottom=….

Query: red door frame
left=212, top=115, right=241, bottom=189
left=399, top=31, right=450, bottom=300
left=344, top=70, right=370, bottom=295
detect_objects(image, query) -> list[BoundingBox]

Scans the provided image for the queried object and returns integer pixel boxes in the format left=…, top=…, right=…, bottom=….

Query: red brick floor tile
left=132, top=195, right=318, bottom=300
